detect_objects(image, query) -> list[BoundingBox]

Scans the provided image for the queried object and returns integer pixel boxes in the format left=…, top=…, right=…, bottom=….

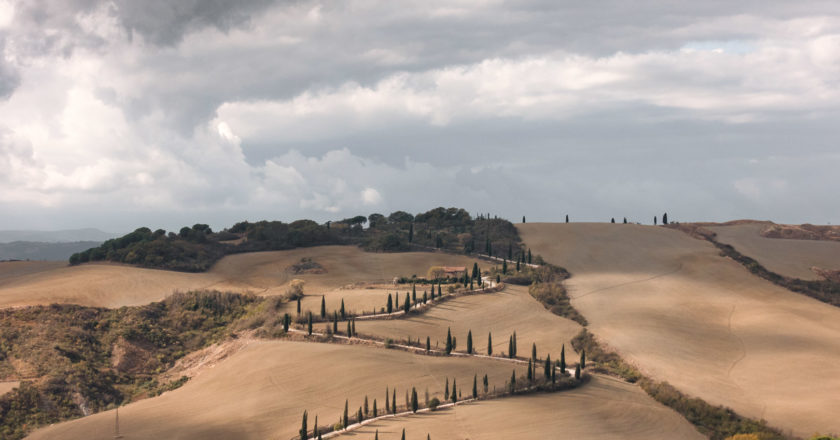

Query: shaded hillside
left=0, top=291, right=261, bottom=440
left=69, top=208, right=522, bottom=272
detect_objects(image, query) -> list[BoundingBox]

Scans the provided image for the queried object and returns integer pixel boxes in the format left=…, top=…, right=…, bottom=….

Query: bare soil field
left=0, top=246, right=485, bottom=309
left=27, top=340, right=528, bottom=440
left=519, top=222, right=840, bottom=437
left=333, top=375, right=704, bottom=440
left=707, top=223, right=840, bottom=280
left=355, top=285, right=582, bottom=361
left=0, top=380, right=19, bottom=396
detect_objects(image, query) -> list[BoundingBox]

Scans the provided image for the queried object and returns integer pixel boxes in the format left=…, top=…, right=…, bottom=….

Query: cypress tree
left=320, top=296, right=326, bottom=318
left=364, top=396, right=369, bottom=416
left=297, top=297, right=301, bottom=315
left=423, top=291, right=427, bottom=304
left=623, top=217, right=627, bottom=224
left=401, top=429, right=406, bottom=440
left=544, top=355, right=552, bottom=380
left=527, top=359, right=533, bottom=381
left=527, top=248, right=532, bottom=264
left=307, top=312, right=313, bottom=335
left=502, top=260, right=507, bottom=275
left=452, top=336, right=457, bottom=350
left=396, top=294, right=400, bottom=310
left=483, top=374, right=488, bottom=394
left=487, top=332, right=493, bottom=355
left=451, top=378, right=457, bottom=403
left=385, top=387, right=389, bottom=413
left=580, top=349, right=586, bottom=370
left=469, top=277, right=474, bottom=290
left=565, top=214, right=569, bottom=223
left=340, top=299, right=346, bottom=319
left=426, top=336, right=430, bottom=352
left=560, top=344, right=566, bottom=372
left=412, top=284, right=416, bottom=304
left=467, top=330, right=473, bottom=354
left=387, top=293, right=393, bottom=313
left=375, top=430, right=379, bottom=440
left=532, top=343, right=537, bottom=362
left=473, top=262, right=479, bottom=279
left=522, top=216, right=526, bottom=223
left=444, top=377, right=449, bottom=400
left=373, top=399, right=377, bottom=417
left=513, top=332, right=518, bottom=357
left=392, top=389, right=396, bottom=413
left=343, top=400, right=348, bottom=428
left=347, top=320, right=352, bottom=337
left=283, top=313, right=290, bottom=332
left=300, top=410, right=308, bottom=440
left=508, top=335, right=513, bottom=358
left=516, top=259, right=520, bottom=271
left=510, top=369, right=516, bottom=392
left=551, top=363, right=556, bottom=384
left=446, top=328, right=452, bottom=354
left=575, top=364, right=581, bottom=380
left=357, top=407, right=363, bottom=424
left=611, top=217, right=615, bottom=223
left=437, top=284, right=442, bottom=297
left=314, top=415, right=319, bottom=438
left=404, top=292, right=410, bottom=313
left=663, top=212, right=668, bottom=225
left=654, top=215, right=657, bottom=225
left=411, top=387, right=418, bottom=413
left=352, top=318, right=356, bottom=335
left=472, top=374, right=478, bottom=399
left=333, top=312, right=338, bottom=333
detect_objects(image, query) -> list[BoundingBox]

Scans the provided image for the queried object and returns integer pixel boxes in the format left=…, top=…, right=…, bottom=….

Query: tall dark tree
left=364, top=396, right=369, bottom=417
left=300, top=410, right=308, bottom=440
left=297, top=297, right=301, bottom=315
left=343, top=400, right=349, bottom=428
left=347, top=320, right=352, bottom=337
left=320, top=296, right=326, bottom=318
left=426, top=336, right=430, bottom=352
left=314, top=415, right=319, bottom=438
left=482, top=374, right=488, bottom=393
left=487, top=332, right=493, bottom=355
left=422, top=291, right=427, bottom=304
left=565, top=214, right=569, bottom=223
left=508, top=335, right=514, bottom=358
left=472, top=262, right=479, bottom=279
left=392, top=389, right=396, bottom=413
left=527, top=248, right=532, bottom=264
left=512, top=332, right=517, bottom=357
left=385, top=387, right=390, bottom=414
left=469, top=277, right=474, bottom=290
left=623, top=217, right=627, bottom=224
left=333, top=311, right=338, bottom=333
left=307, top=312, right=313, bottom=335
left=387, top=293, right=393, bottom=313
left=502, top=259, right=507, bottom=275
left=283, top=313, right=290, bottom=332
left=510, top=369, right=516, bottom=392
left=527, top=359, right=533, bottom=381
left=544, top=355, right=552, bottom=380
left=472, top=374, right=478, bottom=399
left=444, top=377, right=449, bottom=400
left=580, top=349, right=586, bottom=370
left=375, top=430, right=379, bottom=440
left=451, top=378, right=457, bottom=403
left=357, top=407, right=363, bottom=424
left=352, top=318, right=356, bottom=335
left=611, top=217, right=615, bottom=223
left=654, top=215, right=657, bottom=225
left=560, top=344, right=566, bottom=372
left=395, top=293, right=400, bottom=310
left=412, top=284, right=417, bottom=304
left=437, top=283, right=442, bottom=297
left=446, top=328, right=453, bottom=354
left=340, top=299, right=346, bottom=319
left=516, top=259, right=520, bottom=271
left=404, top=292, right=411, bottom=313
left=522, top=216, right=526, bottom=223
left=531, top=343, right=537, bottom=362
left=575, top=364, right=581, bottom=380
left=467, top=330, right=473, bottom=354
left=411, top=387, right=418, bottom=413
left=663, top=212, right=668, bottom=224
left=373, top=399, right=378, bottom=417
left=401, top=429, right=406, bottom=440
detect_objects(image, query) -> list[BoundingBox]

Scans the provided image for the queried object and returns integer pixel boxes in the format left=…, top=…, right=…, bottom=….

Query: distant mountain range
left=0, top=228, right=120, bottom=244
left=0, top=229, right=120, bottom=261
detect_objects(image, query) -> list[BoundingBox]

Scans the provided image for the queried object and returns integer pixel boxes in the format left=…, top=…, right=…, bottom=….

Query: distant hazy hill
left=0, top=241, right=104, bottom=261
left=0, top=228, right=119, bottom=243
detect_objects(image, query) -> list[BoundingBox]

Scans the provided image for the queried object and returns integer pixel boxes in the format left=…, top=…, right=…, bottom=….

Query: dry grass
left=519, top=222, right=840, bottom=437
left=0, top=381, right=18, bottom=396
left=355, top=285, right=582, bottom=362
left=329, top=375, right=705, bottom=440
left=708, top=223, right=840, bottom=280
left=0, top=246, right=488, bottom=309
left=27, top=340, right=528, bottom=440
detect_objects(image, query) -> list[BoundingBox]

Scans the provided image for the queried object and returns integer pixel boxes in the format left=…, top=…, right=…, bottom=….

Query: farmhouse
left=442, top=266, right=467, bottom=277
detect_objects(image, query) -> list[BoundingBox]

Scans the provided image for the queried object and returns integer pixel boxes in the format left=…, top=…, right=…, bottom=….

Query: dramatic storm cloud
left=0, top=0, right=838, bottom=232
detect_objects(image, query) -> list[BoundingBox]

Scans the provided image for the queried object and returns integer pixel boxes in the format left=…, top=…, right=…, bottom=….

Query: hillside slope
left=519, top=222, right=840, bottom=437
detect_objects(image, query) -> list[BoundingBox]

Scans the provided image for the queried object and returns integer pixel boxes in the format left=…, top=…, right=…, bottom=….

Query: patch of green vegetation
left=0, top=291, right=261, bottom=439
left=507, top=263, right=587, bottom=326
left=570, top=329, right=787, bottom=440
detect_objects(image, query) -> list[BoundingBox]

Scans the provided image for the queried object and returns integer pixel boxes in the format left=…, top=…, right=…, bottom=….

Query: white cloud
left=361, top=187, right=382, bottom=205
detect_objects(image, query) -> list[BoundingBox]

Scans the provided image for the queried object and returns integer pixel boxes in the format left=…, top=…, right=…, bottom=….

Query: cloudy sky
left=0, top=0, right=838, bottom=232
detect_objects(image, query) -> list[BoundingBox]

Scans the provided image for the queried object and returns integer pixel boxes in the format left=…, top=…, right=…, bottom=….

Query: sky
left=0, top=0, right=838, bottom=233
